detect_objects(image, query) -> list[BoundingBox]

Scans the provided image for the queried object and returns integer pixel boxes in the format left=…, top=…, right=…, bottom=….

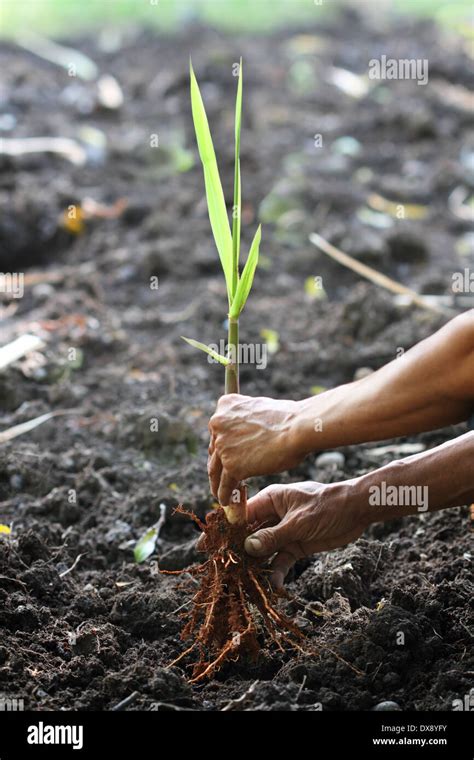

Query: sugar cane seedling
left=182, top=58, right=260, bottom=525
left=167, top=60, right=307, bottom=683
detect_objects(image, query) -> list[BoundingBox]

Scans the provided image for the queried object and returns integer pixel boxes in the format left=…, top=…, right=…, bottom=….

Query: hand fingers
left=244, top=518, right=291, bottom=558
left=208, top=451, right=223, bottom=499
left=217, top=470, right=239, bottom=506
left=268, top=545, right=303, bottom=589
left=246, top=486, right=280, bottom=525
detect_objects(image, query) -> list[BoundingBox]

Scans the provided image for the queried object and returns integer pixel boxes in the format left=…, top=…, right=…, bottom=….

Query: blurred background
left=0, top=0, right=473, bottom=36
left=0, top=0, right=473, bottom=712
left=0, top=0, right=473, bottom=411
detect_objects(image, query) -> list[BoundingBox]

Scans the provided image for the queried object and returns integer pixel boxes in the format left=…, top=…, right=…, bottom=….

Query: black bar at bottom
left=0, top=710, right=472, bottom=758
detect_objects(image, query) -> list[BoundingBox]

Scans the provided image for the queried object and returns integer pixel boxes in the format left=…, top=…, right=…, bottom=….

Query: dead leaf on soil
left=0, top=409, right=79, bottom=445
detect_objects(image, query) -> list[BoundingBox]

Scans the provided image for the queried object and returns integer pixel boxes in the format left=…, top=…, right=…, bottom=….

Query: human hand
left=208, top=394, right=305, bottom=505
left=244, top=480, right=369, bottom=588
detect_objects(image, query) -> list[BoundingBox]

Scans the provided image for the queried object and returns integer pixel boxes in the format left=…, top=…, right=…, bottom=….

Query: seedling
left=167, top=62, right=307, bottom=683
left=182, top=58, right=261, bottom=524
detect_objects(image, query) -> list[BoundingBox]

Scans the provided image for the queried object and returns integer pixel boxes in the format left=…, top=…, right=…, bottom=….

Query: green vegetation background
left=0, top=0, right=472, bottom=37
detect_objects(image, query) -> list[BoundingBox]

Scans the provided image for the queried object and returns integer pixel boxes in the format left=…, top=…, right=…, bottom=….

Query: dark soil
left=0, top=6, right=473, bottom=711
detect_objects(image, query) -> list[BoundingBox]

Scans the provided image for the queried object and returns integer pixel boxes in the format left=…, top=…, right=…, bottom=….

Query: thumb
left=246, top=483, right=285, bottom=524
left=244, top=522, right=289, bottom=558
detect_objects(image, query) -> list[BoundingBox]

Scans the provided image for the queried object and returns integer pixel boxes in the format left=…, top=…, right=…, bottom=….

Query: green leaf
left=229, top=225, right=261, bottom=319
left=190, top=61, right=233, bottom=303
left=231, top=59, right=243, bottom=298
left=232, top=159, right=241, bottom=297
left=181, top=336, right=231, bottom=366
left=234, top=59, right=243, bottom=152
left=134, top=527, right=158, bottom=563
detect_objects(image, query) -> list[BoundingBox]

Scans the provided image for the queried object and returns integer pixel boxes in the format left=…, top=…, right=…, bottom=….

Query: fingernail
left=245, top=536, right=263, bottom=555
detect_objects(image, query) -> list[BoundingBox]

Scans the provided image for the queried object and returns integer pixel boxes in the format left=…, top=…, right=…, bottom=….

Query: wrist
left=325, top=478, right=373, bottom=528
left=290, top=396, right=324, bottom=457
left=291, top=383, right=358, bottom=456
left=347, top=474, right=378, bottom=526
left=349, top=464, right=421, bottom=526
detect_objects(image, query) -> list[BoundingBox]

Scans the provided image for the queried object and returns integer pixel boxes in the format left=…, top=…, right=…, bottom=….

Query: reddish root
left=165, top=490, right=311, bottom=682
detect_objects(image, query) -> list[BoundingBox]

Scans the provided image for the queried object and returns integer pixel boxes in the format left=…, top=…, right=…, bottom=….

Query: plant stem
left=223, top=63, right=243, bottom=524
left=225, top=317, right=239, bottom=394
left=223, top=317, right=245, bottom=524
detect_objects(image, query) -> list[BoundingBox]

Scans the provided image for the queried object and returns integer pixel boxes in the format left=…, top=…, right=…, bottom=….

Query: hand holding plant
left=208, top=393, right=306, bottom=504
left=169, top=60, right=307, bottom=682
left=244, top=481, right=368, bottom=588
left=183, top=58, right=261, bottom=523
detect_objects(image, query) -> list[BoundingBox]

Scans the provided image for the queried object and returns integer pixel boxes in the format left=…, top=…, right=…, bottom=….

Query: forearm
left=292, top=311, right=474, bottom=455
left=243, top=433, right=474, bottom=579
left=348, top=431, right=474, bottom=524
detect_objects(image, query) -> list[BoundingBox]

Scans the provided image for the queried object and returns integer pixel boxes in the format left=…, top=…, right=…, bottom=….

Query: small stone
left=332, top=136, right=361, bottom=157
left=372, top=701, right=402, bottom=711
left=315, top=452, right=345, bottom=469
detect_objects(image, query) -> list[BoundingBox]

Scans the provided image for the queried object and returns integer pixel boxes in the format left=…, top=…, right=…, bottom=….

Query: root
left=165, top=492, right=311, bottom=682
